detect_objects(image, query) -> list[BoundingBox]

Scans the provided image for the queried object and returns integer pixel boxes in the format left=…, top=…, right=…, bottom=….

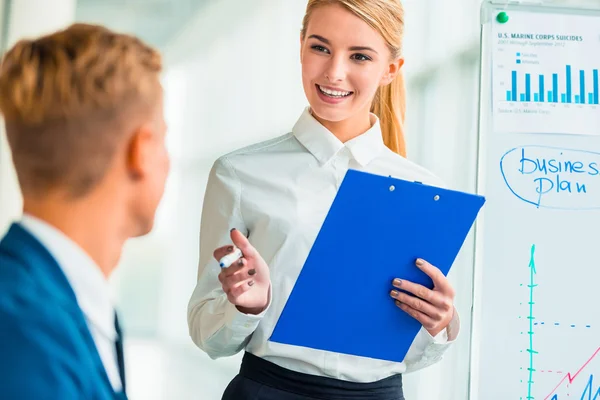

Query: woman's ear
left=381, top=57, right=405, bottom=86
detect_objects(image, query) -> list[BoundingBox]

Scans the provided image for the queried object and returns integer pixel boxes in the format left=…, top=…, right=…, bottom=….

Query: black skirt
left=222, top=352, right=404, bottom=400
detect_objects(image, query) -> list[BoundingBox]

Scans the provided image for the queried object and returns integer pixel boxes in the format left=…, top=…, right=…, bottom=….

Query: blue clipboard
left=269, top=169, right=486, bottom=362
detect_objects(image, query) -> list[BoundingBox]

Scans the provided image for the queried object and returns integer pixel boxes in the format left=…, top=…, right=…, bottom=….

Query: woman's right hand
left=213, top=228, right=271, bottom=315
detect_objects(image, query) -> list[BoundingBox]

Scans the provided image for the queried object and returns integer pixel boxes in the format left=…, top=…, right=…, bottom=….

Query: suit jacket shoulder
left=0, top=225, right=116, bottom=400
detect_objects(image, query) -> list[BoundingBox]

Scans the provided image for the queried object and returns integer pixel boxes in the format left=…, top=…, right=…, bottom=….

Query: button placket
left=333, top=148, right=351, bottom=189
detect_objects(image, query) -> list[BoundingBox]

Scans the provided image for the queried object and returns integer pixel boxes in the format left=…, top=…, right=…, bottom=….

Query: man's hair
left=0, top=23, right=162, bottom=198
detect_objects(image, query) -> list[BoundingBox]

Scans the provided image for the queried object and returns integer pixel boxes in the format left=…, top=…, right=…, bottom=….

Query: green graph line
left=527, top=244, right=539, bottom=400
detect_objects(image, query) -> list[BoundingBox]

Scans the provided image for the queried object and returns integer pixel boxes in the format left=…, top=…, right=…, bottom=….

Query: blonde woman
left=188, top=1, right=459, bottom=398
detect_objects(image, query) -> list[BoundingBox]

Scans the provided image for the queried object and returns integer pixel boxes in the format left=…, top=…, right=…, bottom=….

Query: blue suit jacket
left=0, top=223, right=126, bottom=399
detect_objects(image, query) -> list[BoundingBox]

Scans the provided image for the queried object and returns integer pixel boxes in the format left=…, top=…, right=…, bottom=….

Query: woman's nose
left=324, top=56, right=347, bottom=82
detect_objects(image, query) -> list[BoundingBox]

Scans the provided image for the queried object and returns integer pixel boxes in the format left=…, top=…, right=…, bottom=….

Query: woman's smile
left=316, top=84, right=354, bottom=104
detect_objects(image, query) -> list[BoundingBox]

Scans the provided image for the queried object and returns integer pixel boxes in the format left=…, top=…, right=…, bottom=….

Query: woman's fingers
left=230, top=228, right=257, bottom=259
left=391, top=259, right=456, bottom=336
left=220, top=258, right=247, bottom=278
left=392, top=278, right=446, bottom=309
left=219, top=259, right=258, bottom=296
left=218, top=260, right=263, bottom=306
left=217, top=258, right=243, bottom=283
left=390, top=290, right=444, bottom=321
left=219, top=260, right=253, bottom=282
left=227, top=278, right=255, bottom=299
left=395, top=301, right=437, bottom=331
left=415, top=258, right=455, bottom=297
left=213, top=244, right=235, bottom=262
left=212, top=231, right=271, bottom=311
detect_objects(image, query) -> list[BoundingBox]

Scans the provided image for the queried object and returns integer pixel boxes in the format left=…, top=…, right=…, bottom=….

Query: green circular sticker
left=497, top=11, right=509, bottom=24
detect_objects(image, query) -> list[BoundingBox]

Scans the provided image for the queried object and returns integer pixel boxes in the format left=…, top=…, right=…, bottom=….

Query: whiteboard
left=470, top=1, right=600, bottom=399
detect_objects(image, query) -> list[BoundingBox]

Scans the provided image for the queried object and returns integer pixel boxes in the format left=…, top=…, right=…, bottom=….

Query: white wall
left=163, top=0, right=308, bottom=165
left=147, top=0, right=309, bottom=342
left=0, top=0, right=77, bottom=235
left=0, top=0, right=5, bottom=43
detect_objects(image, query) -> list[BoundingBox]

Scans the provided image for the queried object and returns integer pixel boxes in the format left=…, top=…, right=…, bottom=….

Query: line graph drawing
left=545, top=348, right=600, bottom=400
left=520, top=244, right=599, bottom=400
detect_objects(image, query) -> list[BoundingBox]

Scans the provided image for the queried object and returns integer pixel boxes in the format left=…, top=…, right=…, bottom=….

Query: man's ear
left=381, top=57, right=405, bottom=86
left=126, top=124, right=154, bottom=180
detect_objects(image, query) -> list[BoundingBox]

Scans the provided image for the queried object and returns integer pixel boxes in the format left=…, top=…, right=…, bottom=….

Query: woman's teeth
left=318, top=85, right=352, bottom=98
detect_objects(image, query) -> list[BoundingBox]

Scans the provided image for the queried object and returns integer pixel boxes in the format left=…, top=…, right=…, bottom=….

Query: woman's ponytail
left=371, top=71, right=407, bottom=157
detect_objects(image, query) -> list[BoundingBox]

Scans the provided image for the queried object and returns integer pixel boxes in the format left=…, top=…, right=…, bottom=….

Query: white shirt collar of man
left=292, top=107, right=385, bottom=167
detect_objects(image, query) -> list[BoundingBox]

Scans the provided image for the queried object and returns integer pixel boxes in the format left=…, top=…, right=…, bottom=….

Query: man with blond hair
left=0, top=23, right=169, bottom=399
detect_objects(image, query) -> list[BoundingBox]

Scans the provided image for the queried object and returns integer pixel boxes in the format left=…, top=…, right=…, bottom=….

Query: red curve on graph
left=544, top=347, right=600, bottom=400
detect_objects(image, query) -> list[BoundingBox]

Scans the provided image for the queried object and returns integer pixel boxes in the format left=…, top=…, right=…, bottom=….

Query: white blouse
left=187, top=107, right=459, bottom=382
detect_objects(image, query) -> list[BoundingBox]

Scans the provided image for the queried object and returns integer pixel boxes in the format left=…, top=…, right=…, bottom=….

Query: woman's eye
left=351, top=53, right=371, bottom=62
left=311, top=45, right=329, bottom=54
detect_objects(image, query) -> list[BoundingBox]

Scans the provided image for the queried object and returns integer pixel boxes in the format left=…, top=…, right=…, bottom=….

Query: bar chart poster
left=492, top=11, right=600, bottom=135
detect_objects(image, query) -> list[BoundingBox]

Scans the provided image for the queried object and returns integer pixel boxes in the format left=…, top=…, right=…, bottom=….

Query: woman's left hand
left=390, top=258, right=455, bottom=337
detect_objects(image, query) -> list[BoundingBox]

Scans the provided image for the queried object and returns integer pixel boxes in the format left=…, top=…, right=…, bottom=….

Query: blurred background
left=0, top=0, right=482, bottom=399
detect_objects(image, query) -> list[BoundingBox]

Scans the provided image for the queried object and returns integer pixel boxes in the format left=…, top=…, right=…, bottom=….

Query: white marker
left=219, top=248, right=243, bottom=268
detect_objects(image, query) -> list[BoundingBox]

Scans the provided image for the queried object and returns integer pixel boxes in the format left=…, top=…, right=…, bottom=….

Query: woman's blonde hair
left=301, top=0, right=407, bottom=157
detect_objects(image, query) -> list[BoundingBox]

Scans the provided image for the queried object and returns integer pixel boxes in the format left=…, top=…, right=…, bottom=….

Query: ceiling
left=75, top=0, right=209, bottom=49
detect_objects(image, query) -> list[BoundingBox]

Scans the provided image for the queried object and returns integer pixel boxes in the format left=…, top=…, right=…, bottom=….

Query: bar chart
left=492, top=10, right=600, bottom=135
left=493, top=48, right=600, bottom=135
left=505, top=64, right=599, bottom=105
